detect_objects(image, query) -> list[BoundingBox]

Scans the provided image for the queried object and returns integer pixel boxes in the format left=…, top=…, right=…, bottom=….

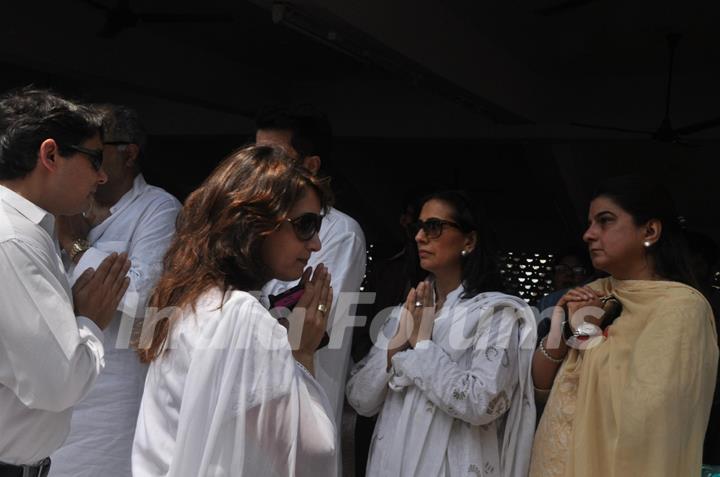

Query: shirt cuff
left=77, top=316, right=105, bottom=344
left=388, top=348, right=417, bottom=390
left=391, top=339, right=441, bottom=383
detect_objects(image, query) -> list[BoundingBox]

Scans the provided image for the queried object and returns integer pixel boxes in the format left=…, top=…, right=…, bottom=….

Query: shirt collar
left=427, top=277, right=465, bottom=308
left=109, top=174, right=147, bottom=215
left=0, top=185, right=56, bottom=236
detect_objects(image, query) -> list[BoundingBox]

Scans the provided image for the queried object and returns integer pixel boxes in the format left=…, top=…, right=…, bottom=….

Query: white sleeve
left=345, top=313, right=399, bottom=417
left=0, top=240, right=104, bottom=412
left=70, top=197, right=180, bottom=317
left=316, top=228, right=366, bottom=307
left=166, top=298, right=336, bottom=477
left=390, top=309, right=520, bottom=426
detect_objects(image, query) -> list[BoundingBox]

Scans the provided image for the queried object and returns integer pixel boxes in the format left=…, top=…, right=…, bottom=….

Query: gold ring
left=317, top=303, right=328, bottom=313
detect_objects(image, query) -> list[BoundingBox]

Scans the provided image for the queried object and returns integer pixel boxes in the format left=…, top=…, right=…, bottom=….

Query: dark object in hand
left=562, top=295, right=623, bottom=342
left=269, top=284, right=330, bottom=350
left=599, top=296, right=622, bottom=329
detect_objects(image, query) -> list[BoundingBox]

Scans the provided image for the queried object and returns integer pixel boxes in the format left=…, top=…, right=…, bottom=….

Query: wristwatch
left=69, top=238, right=90, bottom=260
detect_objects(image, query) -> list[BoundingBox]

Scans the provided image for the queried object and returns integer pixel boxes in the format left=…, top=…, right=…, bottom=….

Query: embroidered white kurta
left=132, top=289, right=337, bottom=477
left=346, top=285, right=536, bottom=477
left=50, top=175, right=180, bottom=477
left=262, top=206, right=366, bottom=471
left=0, top=186, right=105, bottom=465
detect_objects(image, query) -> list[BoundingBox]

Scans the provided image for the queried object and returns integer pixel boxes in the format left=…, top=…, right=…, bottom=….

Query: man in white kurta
left=0, top=88, right=130, bottom=475
left=256, top=105, right=367, bottom=473
left=50, top=105, right=181, bottom=477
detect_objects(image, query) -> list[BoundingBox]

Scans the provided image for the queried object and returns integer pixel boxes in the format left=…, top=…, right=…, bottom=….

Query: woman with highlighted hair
left=132, top=145, right=336, bottom=477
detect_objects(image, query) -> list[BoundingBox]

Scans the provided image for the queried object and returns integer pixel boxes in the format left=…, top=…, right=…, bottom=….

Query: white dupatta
left=133, top=290, right=337, bottom=477
left=348, top=285, right=536, bottom=477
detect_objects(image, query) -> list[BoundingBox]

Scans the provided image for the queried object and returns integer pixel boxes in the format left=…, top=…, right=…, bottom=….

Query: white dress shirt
left=262, top=206, right=366, bottom=468
left=50, top=175, right=180, bottom=477
left=132, top=289, right=337, bottom=477
left=0, top=185, right=105, bottom=466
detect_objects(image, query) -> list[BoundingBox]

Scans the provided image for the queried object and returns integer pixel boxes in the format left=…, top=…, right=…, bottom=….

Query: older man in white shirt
left=255, top=104, right=367, bottom=475
left=0, top=88, right=131, bottom=477
left=50, top=105, right=180, bottom=477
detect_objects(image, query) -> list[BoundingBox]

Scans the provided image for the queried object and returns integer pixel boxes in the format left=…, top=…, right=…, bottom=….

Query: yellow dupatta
left=530, top=278, right=718, bottom=477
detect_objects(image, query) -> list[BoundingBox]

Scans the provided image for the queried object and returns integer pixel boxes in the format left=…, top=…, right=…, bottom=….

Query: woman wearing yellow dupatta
left=530, top=176, right=718, bottom=477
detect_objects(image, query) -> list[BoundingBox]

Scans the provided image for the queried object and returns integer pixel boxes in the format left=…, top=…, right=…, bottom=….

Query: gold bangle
left=69, top=238, right=90, bottom=260
left=539, top=336, right=565, bottom=364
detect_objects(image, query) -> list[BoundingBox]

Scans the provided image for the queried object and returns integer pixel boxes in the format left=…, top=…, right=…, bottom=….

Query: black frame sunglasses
left=287, top=212, right=323, bottom=241
left=410, top=218, right=462, bottom=239
left=554, top=264, right=588, bottom=276
left=67, top=144, right=104, bottom=171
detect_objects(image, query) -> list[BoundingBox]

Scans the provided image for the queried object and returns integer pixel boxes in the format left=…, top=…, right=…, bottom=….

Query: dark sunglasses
left=287, top=212, right=323, bottom=241
left=554, top=264, right=588, bottom=276
left=67, top=144, right=104, bottom=171
left=410, top=218, right=462, bottom=239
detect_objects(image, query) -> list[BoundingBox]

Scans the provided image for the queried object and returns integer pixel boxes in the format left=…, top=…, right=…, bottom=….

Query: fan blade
left=534, top=0, right=597, bottom=16
left=571, top=122, right=653, bottom=135
left=675, top=117, right=720, bottom=136
left=137, top=13, right=232, bottom=23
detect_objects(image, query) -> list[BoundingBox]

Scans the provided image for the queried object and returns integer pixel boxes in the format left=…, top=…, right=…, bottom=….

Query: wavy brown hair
left=139, top=145, right=332, bottom=363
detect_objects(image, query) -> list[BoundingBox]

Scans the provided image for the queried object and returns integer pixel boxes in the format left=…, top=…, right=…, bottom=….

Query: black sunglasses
left=67, top=144, right=103, bottom=171
left=287, top=212, right=323, bottom=241
left=554, top=264, right=588, bottom=276
left=410, top=218, right=462, bottom=239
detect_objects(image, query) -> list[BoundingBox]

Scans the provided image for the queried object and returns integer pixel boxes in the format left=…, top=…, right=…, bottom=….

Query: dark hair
left=554, top=246, right=592, bottom=270
left=685, top=229, right=719, bottom=284
left=95, top=103, right=147, bottom=171
left=0, top=87, right=102, bottom=180
left=591, top=175, right=697, bottom=287
left=417, top=190, right=503, bottom=298
left=255, top=104, right=332, bottom=169
left=139, top=145, right=332, bottom=362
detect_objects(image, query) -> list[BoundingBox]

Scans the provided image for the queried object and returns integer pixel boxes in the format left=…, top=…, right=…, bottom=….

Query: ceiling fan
left=571, top=33, right=720, bottom=143
left=79, top=0, right=233, bottom=38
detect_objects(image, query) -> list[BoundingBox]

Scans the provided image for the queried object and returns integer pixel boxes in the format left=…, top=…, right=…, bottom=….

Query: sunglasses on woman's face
left=287, top=212, right=323, bottom=241
left=410, top=218, right=462, bottom=239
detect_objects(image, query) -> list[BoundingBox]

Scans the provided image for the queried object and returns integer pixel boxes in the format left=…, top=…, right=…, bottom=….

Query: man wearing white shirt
left=50, top=105, right=181, bottom=477
left=255, top=104, right=367, bottom=475
left=0, top=88, right=131, bottom=477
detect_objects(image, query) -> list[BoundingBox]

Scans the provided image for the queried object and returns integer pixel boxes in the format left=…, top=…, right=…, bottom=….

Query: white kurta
left=262, top=206, right=366, bottom=471
left=50, top=175, right=180, bottom=477
left=346, top=285, right=536, bottom=477
left=0, top=186, right=105, bottom=465
left=132, top=289, right=337, bottom=477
